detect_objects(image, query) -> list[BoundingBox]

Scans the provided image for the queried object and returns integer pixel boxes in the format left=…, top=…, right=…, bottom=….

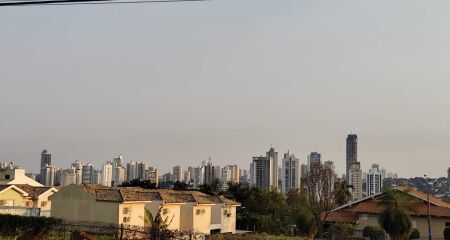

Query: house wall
left=180, top=202, right=195, bottom=231
left=211, top=204, right=222, bottom=225
left=0, top=188, right=24, bottom=206
left=354, top=214, right=450, bottom=240
left=35, top=190, right=55, bottom=212
left=118, top=202, right=146, bottom=227
left=145, top=201, right=182, bottom=230
left=192, top=205, right=212, bottom=234
left=50, top=185, right=119, bottom=225
left=221, top=206, right=237, bottom=234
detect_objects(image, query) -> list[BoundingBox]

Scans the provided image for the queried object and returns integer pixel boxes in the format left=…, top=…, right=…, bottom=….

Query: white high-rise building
left=61, top=168, right=76, bottom=187
left=43, top=164, right=56, bottom=186
left=172, top=166, right=183, bottom=182
left=127, top=161, right=138, bottom=182
left=92, top=170, right=102, bottom=185
left=221, top=165, right=240, bottom=191
left=71, top=160, right=83, bottom=185
left=281, top=151, right=301, bottom=193
left=145, top=167, right=158, bottom=185
left=192, top=166, right=203, bottom=188
left=137, top=162, right=148, bottom=181
left=114, top=166, right=126, bottom=186
left=102, top=162, right=113, bottom=187
left=366, top=164, right=384, bottom=196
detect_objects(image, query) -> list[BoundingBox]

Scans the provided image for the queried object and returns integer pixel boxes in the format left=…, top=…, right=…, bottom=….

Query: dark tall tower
left=346, top=134, right=358, bottom=179
left=40, top=149, right=52, bottom=184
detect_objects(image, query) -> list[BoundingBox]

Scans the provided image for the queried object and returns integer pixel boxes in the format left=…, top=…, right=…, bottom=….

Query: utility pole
left=425, top=174, right=432, bottom=240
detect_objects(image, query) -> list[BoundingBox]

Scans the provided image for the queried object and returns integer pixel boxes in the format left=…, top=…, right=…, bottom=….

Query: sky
left=0, top=0, right=449, bottom=178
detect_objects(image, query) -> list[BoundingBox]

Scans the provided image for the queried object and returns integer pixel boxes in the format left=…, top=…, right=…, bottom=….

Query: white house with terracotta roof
left=326, top=186, right=450, bottom=239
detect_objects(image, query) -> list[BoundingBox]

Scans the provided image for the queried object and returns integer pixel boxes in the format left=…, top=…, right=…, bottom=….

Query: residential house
left=326, top=186, right=450, bottom=239
left=0, top=184, right=57, bottom=216
left=49, top=184, right=152, bottom=227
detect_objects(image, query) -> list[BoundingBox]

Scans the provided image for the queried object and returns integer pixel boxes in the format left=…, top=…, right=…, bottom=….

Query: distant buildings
left=346, top=134, right=358, bottom=178
left=40, top=150, right=52, bottom=185
left=366, top=164, right=384, bottom=196
left=42, top=164, right=56, bottom=187
left=250, top=147, right=279, bottom=190
left=172, top=166, right=183, bottom=182
left=102, top=162, right=113, bottom=187
left=281, top=151, right=301, bottom=193
left=308, top=152, right=321, bottom=171
left=349, top=162, right=363, bottom=200
left=82, top=163, right=94, bottom=184
left=221, top=165, right=239, bottom=191
left=126, top=161, right=137, bottom=182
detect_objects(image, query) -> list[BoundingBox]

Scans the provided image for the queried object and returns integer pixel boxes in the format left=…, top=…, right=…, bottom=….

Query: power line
left=0, top=0, right=207, bottom=6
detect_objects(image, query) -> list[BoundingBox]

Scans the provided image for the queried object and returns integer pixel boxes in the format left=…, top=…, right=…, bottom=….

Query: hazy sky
left=0, top=0, right=449, bottom=178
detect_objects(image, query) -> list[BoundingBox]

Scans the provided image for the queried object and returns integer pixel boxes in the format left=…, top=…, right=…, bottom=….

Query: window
left=446, top=222, right=450, bottom=227
left=0, top=200, right=14, bottom=206
left=123, top=207, right=131, bottom=214
left=123, top=217, right=130, bottom=223
left=41, top=201, right=47, bottom=207
left=196, top=209, right=205, bottom=215
left=162, top=208, right=169, bottom=214
left=4, top=175, right=10, bottom=180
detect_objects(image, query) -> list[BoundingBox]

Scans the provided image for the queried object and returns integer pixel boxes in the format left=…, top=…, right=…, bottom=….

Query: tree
left=363, top=225, right=385, bottom=240
left=173, top=180, right=188, bottom=190
left=409, top=228, right=420, bottom=239
left=199, top=178, right=221, bottom=196
left=444, top=227, right=450, bottom=240
left=304, top=162, right=337, bottom=237
left=378, top=189, right=415, bottom=240
left=121, top=179, right=157, bottom=189
left=144, top=208, right=175, bottom=240
left=334, top=180, right=354, bottom=206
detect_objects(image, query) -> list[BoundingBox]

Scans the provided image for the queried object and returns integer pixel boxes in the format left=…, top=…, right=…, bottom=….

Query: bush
left=409, top=228, right=420, bottom=239
left=363, top=225, right=385, bottom=240
left=330, top=223, right=354, bottom=240
left=444, top=227, right=450, bottom=240
left=0, top=214, right=62, bottom=238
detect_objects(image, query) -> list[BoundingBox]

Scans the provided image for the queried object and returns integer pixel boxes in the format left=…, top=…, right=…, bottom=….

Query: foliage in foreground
left=0, top=214, right=62, bottom=239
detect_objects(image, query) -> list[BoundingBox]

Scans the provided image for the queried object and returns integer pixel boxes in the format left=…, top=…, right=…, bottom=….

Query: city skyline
left=1, top=1, right=449, bottom=178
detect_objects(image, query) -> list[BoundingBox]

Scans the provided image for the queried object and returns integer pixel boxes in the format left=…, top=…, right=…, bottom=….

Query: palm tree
left=378, top=189, right=415, bottom=240
left=335, top=180, right=354, bottom=206
left=144, top=208, right=175, bottom=240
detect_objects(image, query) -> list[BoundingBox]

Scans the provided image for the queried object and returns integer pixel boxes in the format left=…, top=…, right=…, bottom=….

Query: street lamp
left=424, top=174, right=432, bottom=240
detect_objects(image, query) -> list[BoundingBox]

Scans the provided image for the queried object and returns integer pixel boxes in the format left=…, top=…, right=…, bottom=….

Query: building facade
left=281, top=151, right=301, bottom=193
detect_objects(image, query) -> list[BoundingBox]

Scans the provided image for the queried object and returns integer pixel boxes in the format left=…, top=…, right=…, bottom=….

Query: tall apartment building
left=42, top=164, right=56, bottom=186
left=61, top=168, right=76, bottom=187
left=250, top=156, right=271, bottom=189
left=173, top=166, right=183, bottom=182
left=267, top=147, right=278, bottom=189
left=102, top=162, right=113, bottom=187
left=145, top=167, right=158, bottom=185
left=114, top=166, right=126, bottom=186
left=137, top=162, right=148, bottom=181
left=92, top=170, right=102, bottom=185
left=126, top=161, right=138, bottom=182
left=221, top=165, right=239, bottom=191
left=71, top=160, right=83, bottom=185
left=40, top=149, right=52, bottom=184
left=346, top=134, right=358, bottom=179
left=192, top=166, right=203, bottom=188
left=204, top=161, right=218, bottom=185
left=239, top=169, right=248, bottom=184
left=281, top=151, right=301, bottom=193
left=82, top=163, right=94, bottom=184
left=308, top=152, right=321, bottom=171
left=366, top=164, right=384, bottom=196
left=349, top=162, right=363, bottom=200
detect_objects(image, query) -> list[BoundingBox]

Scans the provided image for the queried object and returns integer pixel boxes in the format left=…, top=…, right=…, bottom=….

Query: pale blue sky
left=0, top=0, right=449, bottom=177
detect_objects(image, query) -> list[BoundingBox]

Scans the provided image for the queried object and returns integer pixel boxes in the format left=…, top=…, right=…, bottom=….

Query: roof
left=326, top=211, right=360, bottom=224
left=326, top=187, right=450, bottom=223
left=74, top=184, right=241, bottom=205
left=13, top=184, right=56, bottom=198
left=77, top=184, right=152, bottom=202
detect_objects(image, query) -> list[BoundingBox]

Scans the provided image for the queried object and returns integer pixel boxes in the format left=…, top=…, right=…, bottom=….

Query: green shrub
left=330, top=223, right=354, bottom=240
left=0, top=214, right=62, bottom=238
left=362, top=225, right=384, bottom=240
left=409, top=228, right=420, bottom=239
